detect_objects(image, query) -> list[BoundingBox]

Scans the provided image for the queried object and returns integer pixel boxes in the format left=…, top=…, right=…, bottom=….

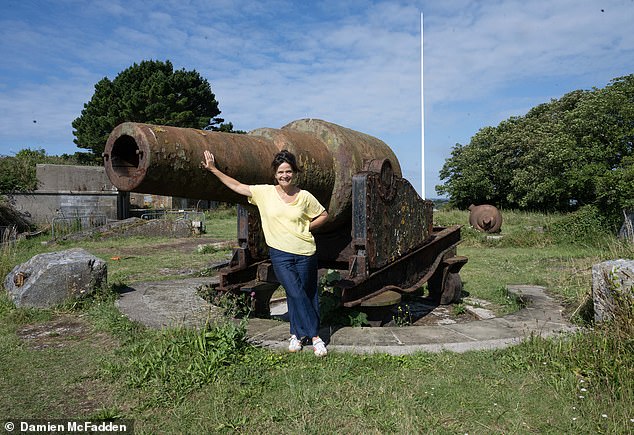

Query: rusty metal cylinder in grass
left=468, top=204, right=503, bottom=233
left=103, top=119, right=402, bottom=230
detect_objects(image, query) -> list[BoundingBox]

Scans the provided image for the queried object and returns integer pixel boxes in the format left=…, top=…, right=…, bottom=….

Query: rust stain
left=14, top=271, right=26, bottom=287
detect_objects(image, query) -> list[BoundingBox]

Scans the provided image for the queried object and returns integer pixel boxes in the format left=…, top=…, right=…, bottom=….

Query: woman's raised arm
left=202, top=150, right=252, bottom=197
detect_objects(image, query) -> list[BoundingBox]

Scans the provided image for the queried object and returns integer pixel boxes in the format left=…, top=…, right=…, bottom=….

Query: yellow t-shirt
left=248, top=185, right=326, bottom=256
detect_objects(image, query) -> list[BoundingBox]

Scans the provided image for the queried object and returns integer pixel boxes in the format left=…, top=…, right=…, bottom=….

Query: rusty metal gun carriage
left=104, top=119, right=467, bottom=319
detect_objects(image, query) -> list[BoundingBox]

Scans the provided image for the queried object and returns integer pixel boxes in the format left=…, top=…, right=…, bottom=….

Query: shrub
left=548, top=205, right=613, bottom=246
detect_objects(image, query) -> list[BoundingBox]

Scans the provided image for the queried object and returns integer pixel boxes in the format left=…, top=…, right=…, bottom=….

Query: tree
left=72, top=60, right=228, bottom=160
left=0, top=149, right=82, bottom=193
left=436, top=74, right=634, bottom=222
left=0, top=149, right=46, bottom=192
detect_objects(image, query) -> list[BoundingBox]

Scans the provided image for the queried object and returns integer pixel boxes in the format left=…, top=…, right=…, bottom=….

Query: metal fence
left=51, top=214, right=108, bottom=240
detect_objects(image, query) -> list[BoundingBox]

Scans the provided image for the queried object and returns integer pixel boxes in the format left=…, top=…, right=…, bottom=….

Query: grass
left=203, top=206, right=239, bottom=240
left=0, top=301, right=120, bottom=420
left=1, top=207, right=632, bottom=433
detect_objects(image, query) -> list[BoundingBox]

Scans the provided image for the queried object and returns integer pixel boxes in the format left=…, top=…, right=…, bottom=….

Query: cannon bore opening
left=110, top=134, right=141, bottom=176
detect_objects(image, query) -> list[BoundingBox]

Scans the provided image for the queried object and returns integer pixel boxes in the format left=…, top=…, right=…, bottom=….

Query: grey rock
left=592, top=259, right=634, bottom=322
left=126, top=218, right=192, bottom=237
left=465, top=306, right=496, bottom=320
left=62, top=217, right=194, bottom=241
left=4, top=248, right=107, bottom=308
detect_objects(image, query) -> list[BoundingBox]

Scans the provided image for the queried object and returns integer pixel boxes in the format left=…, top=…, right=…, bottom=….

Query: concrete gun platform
left=116, top=277, right=578, bottom=355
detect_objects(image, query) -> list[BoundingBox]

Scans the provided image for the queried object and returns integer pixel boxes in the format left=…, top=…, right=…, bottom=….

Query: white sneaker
left=312, top=337, right=327, bottom=357
left=288, top=335, right=302, bottom=352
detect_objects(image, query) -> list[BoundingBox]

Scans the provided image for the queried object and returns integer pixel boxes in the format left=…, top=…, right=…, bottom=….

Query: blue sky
left=1, top=0, right=633, bottom=198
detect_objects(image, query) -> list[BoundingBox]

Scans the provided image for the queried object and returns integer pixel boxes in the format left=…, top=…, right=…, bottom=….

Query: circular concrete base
left=116, top=278, right=578, bottom=355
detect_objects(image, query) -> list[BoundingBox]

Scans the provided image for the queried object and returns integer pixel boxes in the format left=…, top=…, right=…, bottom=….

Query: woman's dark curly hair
left=271, top=149, right=301, bottom=173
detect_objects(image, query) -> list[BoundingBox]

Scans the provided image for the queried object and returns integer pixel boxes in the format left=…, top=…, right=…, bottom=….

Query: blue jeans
left=268, top=247, right=320, bottom=338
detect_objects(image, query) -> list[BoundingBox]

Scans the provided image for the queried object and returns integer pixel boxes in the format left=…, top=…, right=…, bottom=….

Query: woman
left=202, top=149, right=329, bottom=357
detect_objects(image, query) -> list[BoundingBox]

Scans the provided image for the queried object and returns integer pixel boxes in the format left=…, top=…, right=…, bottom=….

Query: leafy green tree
left=72, top=60, right=228, bottom=160
left=437, top=74, right=634, bottom=223
left=0, top=149, right=47, bottom=192
left=0, top=149, right=89, bottom=194
left=507, top=90, right=589, bottom=210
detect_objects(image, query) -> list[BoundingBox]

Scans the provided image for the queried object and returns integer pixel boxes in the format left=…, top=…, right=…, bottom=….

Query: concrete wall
left=8, top=191, right=120, bottom=224
left=10, top=164, right=205, bottom=226
left=36, top=164, right=115, bottom=191
left=9, top=164, right=123, bottom=225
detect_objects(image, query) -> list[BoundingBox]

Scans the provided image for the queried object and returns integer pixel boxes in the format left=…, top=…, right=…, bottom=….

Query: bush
left=548, top=205, right=613, bottom=246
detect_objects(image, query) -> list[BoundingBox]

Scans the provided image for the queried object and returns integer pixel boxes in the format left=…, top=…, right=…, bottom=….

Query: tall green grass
left=99, top=318, right=254, bottom=408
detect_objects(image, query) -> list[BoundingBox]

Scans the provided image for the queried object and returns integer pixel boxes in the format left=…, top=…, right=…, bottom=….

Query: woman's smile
left=276, top=162, right=294, bottom=185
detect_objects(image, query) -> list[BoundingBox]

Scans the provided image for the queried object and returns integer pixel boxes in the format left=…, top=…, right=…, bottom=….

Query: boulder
left=4, top=248, right=107, bottom=308
left=591, top=259, right=634, bottom=322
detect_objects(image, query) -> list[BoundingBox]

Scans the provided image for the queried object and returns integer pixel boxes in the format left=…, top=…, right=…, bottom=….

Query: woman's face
left=275, top=162, right=294, bottom=187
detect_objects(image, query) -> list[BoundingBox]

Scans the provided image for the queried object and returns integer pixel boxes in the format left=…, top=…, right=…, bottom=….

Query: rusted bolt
left=14, top=271, right=26, bottom=287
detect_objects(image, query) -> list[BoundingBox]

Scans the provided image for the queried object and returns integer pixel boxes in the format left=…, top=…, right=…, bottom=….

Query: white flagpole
left=420, top=12, right=425, bottom=199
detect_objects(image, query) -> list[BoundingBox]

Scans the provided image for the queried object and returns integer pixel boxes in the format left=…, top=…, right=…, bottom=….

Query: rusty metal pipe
left=104, top=119, right=402, bottom=229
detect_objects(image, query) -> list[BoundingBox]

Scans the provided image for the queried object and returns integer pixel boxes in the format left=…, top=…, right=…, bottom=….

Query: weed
left=319, top=269, right=369, bottom=327
left=501, top=286, right=525, bottom=311
left=346, top=310, right=369, bottom=327
left=452, top=303, right=466, bottom=315
left=103, top=319, right=251, bottom=407
left=393, top=304, right=413, bottom=326
left=196, top=243, right=221, bottom=254
left=197, top=285, right=252, bottom=318
left=87, top=406, right=125, bottom=421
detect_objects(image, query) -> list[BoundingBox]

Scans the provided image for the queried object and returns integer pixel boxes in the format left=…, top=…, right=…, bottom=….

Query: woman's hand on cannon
left=202, top=150, right=252, bottom=197
left=202, top=150, right=216, bottom=172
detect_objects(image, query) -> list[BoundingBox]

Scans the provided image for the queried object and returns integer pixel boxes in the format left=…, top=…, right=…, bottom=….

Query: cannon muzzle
left=104, top=119, right=401, bottom=230
left=468, top=204, right=503, bottom=233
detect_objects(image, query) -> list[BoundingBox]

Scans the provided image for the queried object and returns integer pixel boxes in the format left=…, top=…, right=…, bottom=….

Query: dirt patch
left=14, top=314, right=124, bottom=417
left=410, top=303, right=477, bottom=326
left=16, top=314, right=117, bottom=350
left=61, top=377, right=124, bottom=417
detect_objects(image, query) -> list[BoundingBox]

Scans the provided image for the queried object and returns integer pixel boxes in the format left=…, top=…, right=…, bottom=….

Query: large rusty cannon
left=104, top=119, right=467, bottom=315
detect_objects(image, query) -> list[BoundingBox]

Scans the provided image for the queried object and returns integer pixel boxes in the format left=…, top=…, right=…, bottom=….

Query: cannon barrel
left=104, top=118, right=468, bottom=316
left=104, top=119, right=401, bottom=230
left=468, top=204, right=503, bottom=233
